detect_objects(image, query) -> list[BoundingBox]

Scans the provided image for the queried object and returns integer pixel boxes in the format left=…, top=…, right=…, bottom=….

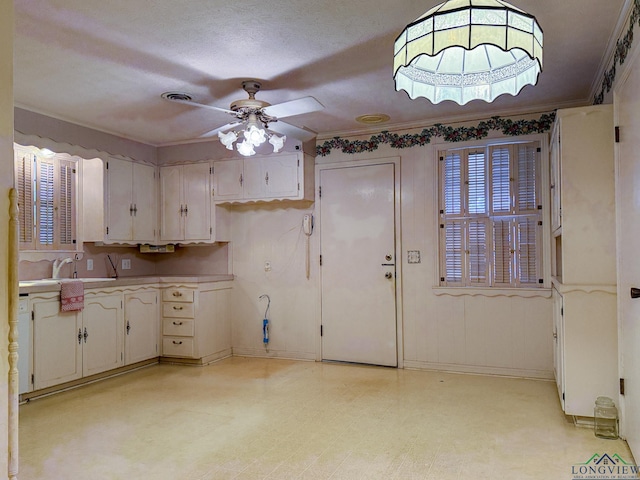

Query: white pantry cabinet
left=550, top=105, right=618, bottom=418
left=124, top=288, right=159, bottom=365
left=160, top=163, right=212, bottom=242
left=105, top=157, right=156, bottom=244
left=212, top=152, right=314, bottom=203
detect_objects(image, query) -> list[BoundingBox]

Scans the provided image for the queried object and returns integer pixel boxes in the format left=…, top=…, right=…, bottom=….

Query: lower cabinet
left=124, top=288, right=159, bottom=365
left=30, top=286, right=160, bottom=393
left=32, top=295, right=83, bottom=390
left=161, top=281, right=232, bottom=363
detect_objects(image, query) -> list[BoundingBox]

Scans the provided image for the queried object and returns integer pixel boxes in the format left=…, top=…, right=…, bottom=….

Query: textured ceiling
left=13, top=0, right=627, bottom=146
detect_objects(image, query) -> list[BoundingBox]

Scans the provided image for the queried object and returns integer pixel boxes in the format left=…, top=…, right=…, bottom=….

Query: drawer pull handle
left=172, top=340, right=183, bottom=345
left=173, top=306, right=183, bottom=311
left=173, top=321, right=183, bottom=326
left=172, top=292, right=182, bottom=297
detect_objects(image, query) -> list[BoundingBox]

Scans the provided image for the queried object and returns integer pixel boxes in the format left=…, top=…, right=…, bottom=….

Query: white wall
left=228, top=127, right=554, bottom=379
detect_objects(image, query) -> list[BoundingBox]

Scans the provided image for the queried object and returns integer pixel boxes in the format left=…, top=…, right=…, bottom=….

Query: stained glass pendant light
left=394, top=0, right=543, bottom=105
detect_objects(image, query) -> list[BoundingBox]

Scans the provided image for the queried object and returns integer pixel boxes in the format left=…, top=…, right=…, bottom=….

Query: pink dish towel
left=60, top=280, right=84, bottom=312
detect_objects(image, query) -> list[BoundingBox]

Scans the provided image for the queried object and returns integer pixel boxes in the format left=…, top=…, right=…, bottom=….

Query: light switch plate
left=122, top=259, right=131, bottom=270
left=87, top=259, right=93, bottom=271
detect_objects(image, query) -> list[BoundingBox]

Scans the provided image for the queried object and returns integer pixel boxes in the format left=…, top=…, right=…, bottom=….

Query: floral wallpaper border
left=316, top=112, right=556, bottom=157
left=594, top=0, right=640, bottom=104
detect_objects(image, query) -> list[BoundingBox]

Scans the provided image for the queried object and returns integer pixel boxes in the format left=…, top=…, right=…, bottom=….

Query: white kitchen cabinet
left=32, top=294, right=82, bottom=390
left=124, top=288, right=159, bottom=365
left=212, top=152, right=314, bottom=203
left=161, top=282, right=232, bottom=364
left=81, top=291, right=124, bottom=377
left=31, top=289, right=124, bottom=391
left=550, top=105, right=618, bottom=418
left=160, top=163, right=212, bottom=242
left=105, top=157, right=156, bottom=244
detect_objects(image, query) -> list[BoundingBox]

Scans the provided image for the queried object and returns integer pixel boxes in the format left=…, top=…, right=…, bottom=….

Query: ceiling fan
left=162, top=80, right=324, bottom=156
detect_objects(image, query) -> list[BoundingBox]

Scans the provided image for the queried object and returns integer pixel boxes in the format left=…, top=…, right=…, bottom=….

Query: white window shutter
left=37, top=158, right=56, bottom=248
left=57, top=157, right=76, bottom=249
left=516, top=217, right=539, bottom=285
left=467, top=150, right=487, bottom=215
left=442, top=220, right=464, bottom=285
left=468, top=219, right=489, bottom=285
left=15, top=150, right=35, bottom=249
left=516, top=143, right=539, bottom=213
left=492, top=219, right=513, bottom=285
left=441, top=151, right=463, bottom=215
left=490, top=146, right=511, bottom=214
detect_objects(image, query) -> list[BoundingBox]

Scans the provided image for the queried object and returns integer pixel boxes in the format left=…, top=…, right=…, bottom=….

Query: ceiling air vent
left=161, top=92, right=193, bottom=102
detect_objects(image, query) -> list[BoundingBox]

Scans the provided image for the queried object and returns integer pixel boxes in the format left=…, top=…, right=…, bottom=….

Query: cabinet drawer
left=162, top=318, right=195, bottom=336
left=162, top=302, right=195, bottom=318
left=162, top=288, right=194, bottom=303
left=162, top=337, right=195, bottom=357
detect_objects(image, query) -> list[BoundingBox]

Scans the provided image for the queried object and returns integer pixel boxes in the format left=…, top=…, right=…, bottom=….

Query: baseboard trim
left=402, top=360, right=554, bottom=380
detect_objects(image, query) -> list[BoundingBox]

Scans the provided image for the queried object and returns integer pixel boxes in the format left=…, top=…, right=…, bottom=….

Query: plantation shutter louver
left=517, top=144, right=538, bottom=213
left=467, top=150, right=486, bottom=214
left=57, top=158, right=76, bottom=249
left=443, top=220, right=464, bottom=284
left=490, top=147, right=511, bottom=214
left=442, top=152, right=463, bottom=215
left=468, top=219, right=488, bottom=285
left=516, top=217, right=538, bottom=285
left=37, top=158, right=55, bottom=247
left=16, top=152, right=35, bottom=248
left=493, top=219, right=513, bottom=285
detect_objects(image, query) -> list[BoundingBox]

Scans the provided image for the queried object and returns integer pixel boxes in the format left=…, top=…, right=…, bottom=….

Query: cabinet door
left=159, top=165, right=183, bottom=241
left=33, top=300, right=82, bottom=390
left=132, top=162, right=156, bottom=243
left=105, top=158, right=134, bottom=241
left=183, top=163, right=211, bottom=241
left=550, top=128, right=562, bottom=232
left=243, top=159, right=265, bottom=199
left=263, top=155, right=299, bottom=198
left=82, top=294, right=124, bottom=377
left=124, top=290, right=159, bottom=365
left=212, top=160, right=244, bottom=201
left=552, top=288, right=565, bottom=410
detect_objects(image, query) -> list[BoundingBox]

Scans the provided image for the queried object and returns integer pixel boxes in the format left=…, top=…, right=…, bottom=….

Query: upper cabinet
left=160, top=163, right=219, bottom=243
left=212, top=152, right=314, bottom=203
left=550, top=105, right=616, bottom=285
left=104, top=157, right=157, bottom=244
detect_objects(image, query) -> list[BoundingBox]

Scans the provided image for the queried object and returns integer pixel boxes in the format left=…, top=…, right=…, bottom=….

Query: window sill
left=433, top=287, right=552, bottom=298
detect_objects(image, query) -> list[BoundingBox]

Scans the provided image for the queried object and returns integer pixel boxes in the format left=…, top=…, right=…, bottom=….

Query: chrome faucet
left=52, top=257, right=73, bottom=279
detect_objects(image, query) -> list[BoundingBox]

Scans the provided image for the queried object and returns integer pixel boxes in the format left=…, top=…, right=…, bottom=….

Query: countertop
left=19, top=274, right=234, bottom=295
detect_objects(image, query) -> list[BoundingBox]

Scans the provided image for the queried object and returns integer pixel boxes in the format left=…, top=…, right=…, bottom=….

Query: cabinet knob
left=631, top=288, right=640, bottom=299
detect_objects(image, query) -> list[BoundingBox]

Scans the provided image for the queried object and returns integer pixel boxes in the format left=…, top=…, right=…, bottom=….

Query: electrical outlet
left=87, top=259, right=93, bottom=271
left=122, top=259, right=131, bottom=270
left=264, top=261, right=271, bottom=272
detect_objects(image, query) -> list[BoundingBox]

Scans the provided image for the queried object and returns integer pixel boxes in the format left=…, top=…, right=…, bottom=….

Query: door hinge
left=319, top=255, right=322, bottom=266
left=210, top=227, right=213, bottom=235
left=298, top=182, right=300, bottom=191
left=319, top=186, right=322, bottom=198
left=106, top=226, right=109, bottom=235
left=562, top=392, right=565, bottom=401
left=31, top=373, right=34, bottom=385
left=210, top=166, right=213, bottom=175
left=561, top=306, right=564, bottom=316
left=297, top=159, right=300, bottom=167
left=536, top=147, right=541, bottom=153
left=615, top=126, right=620, bottom=143
left=106, top=162, right=109, bottom=170
left=620, top=378, right=625, bottom=395
left=320, top=325, right=323, bottom=336
left=31, top=310, right=34, bottom=321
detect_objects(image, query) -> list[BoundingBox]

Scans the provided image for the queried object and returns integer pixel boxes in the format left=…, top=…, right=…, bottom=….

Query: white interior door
left=320, top=163, right=397, bottom=367
left=615, top=51, right=640, bottom=458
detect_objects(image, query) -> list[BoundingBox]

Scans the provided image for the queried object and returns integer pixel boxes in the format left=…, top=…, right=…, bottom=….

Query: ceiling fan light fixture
left=393, top=0, right=543, bottom=105
left=237, top=139, right=257, bottom=156
left=244, top=124, right=267, bottom=147
left=269, top=133, right=286, bottom=153
left=218, top=130, right=238, bottom=150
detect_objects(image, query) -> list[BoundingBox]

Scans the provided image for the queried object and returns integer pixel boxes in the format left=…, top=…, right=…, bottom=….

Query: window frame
left=15, top=144, right=79, bottom=252
left=435, top=134, right=549, bottom=291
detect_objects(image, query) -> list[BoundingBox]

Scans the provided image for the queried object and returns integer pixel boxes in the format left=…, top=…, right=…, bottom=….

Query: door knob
left=385, top=272, right=393, bottom=279
left=385, top=254, right=393, bottom=261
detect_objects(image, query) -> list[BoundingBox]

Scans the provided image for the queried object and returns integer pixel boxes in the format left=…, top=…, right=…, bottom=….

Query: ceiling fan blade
left=263, top=96, right=324, bottom=119
left=163, top=95, right=237, bottom=116
left=197, top=121, right=243, bottom=139
left=268, top=120, right=317, bottom=141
